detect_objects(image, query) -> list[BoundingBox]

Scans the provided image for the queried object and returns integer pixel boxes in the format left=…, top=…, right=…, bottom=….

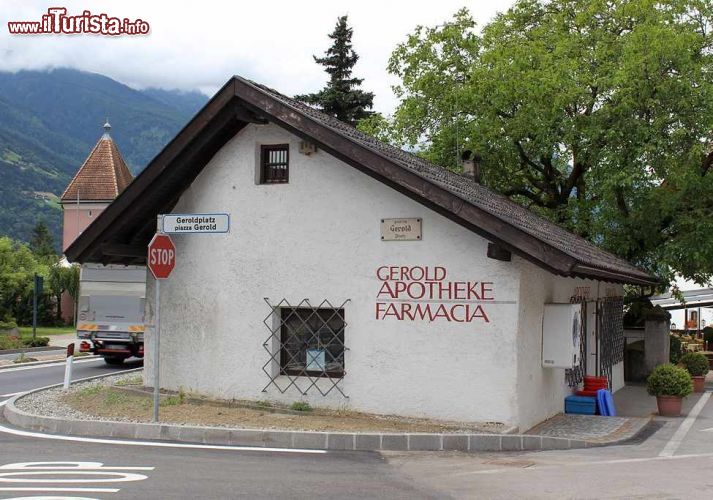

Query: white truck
left=76, top=264, right=146, bottom=365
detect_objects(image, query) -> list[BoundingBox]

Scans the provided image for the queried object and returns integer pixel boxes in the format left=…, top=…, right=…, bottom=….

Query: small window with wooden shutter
left=260, top=144, right=289, bottom=184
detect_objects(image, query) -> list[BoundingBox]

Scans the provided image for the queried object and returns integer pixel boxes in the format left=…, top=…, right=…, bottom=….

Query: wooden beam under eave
left=99, top=243, right=146, bottom=259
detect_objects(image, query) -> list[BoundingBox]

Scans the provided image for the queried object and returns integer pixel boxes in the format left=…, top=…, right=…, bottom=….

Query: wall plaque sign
left=380, top=218, right=422, bottom=241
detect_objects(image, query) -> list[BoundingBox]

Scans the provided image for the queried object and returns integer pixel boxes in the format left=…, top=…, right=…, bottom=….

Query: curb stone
left=2, top=378, right=653, bottom=453
left=0, top=346, right=65, bottom=356
left=0, top=355, right=100, bottom=370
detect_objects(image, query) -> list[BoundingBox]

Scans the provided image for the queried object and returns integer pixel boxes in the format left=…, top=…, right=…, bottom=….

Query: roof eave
left=569, top=263, right=659, bottom=286
left=65, top=79, right=245, bottom=263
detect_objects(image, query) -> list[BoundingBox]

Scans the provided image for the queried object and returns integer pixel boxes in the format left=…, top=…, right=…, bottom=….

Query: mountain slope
left=0, top=69, right=208, bottom=248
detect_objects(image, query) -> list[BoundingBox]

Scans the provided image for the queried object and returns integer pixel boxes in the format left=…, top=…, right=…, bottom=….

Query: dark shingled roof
left=248, top=79, right=654, bottom=285
left=64, top=76, right=657, bottom=286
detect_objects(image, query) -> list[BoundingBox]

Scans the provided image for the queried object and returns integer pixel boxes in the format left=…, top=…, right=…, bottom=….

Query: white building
left=651, top=277, right=713, bottom=332
left=66, top=77, right=657, bottom=431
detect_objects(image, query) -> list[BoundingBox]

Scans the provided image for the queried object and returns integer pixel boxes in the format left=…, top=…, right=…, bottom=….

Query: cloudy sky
left=1, top=1, right=515, bottom=113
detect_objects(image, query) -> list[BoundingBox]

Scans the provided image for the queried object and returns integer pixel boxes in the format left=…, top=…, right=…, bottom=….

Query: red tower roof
left=61, top=123, right=133, bottom=202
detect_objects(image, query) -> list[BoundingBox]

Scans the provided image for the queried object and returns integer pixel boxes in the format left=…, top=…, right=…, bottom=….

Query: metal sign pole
left=32, top=274, right=38, bottom=340
left=153, top=214, right=163, bottom=423
left=153, top=278, right=160, bottom=422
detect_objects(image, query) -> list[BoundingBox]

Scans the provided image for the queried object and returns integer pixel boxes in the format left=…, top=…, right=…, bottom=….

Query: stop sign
left=147, top=233, right=176, bottom=279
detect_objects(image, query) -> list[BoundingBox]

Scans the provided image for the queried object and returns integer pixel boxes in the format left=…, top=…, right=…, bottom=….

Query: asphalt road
left=0, top=356, right=141, bottom=395
left=2, top=361, right=713, bottom=499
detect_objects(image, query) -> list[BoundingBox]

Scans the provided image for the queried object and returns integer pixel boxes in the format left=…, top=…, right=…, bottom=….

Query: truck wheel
left=104, top=356, right=125, bottom=365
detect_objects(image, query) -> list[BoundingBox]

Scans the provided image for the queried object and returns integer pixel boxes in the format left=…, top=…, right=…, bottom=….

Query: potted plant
left=646, top=363, right=692, bottom=417
left=679, top=352, right=709, bottom=392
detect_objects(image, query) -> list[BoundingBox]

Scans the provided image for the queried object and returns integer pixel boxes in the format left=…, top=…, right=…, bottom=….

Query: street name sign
left=147, top=233, right=176, bottom=279
left=162, top=213, right=230, bottom=234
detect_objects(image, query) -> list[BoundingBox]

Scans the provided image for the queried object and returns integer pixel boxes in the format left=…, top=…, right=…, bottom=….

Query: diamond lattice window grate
left=598, top=296, right=625, bottom=386
left=262, top=298, right=350, bottom=397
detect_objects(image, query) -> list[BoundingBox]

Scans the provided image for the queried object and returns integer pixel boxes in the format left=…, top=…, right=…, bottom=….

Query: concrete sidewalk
left=49, top=333, right=79, bottom=349
left=615, top=374, right=713, bottom=418
left=525, top=382, right=713, bottom=445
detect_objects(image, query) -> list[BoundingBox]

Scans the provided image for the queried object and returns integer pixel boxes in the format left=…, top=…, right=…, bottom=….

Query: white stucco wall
left=514, top=264, right=624, bottom=431
left=143, top=122, right=625, bottom=429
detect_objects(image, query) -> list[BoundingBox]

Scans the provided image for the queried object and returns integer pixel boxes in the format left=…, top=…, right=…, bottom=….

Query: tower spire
left=102, top=118, right=111, bottom=138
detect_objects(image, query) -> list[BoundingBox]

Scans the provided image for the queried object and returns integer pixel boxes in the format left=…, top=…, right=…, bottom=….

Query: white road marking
left=0, top=401, right=7, bottom=407
left=0, top=462, right=153, bottom=471
left=0, top=358, right=103, bottom=374
left=0, top=487, right=118, bottom=493
left=0, top=471, right=148, bottom=483
left=659, top=392, right=711, bottom=457
left=0, top=496, right=100, bottom=500
left=0, top=462, right=155, bottom=497
left=0, top=392, right=23, bottom=397
left=0, top=423, right=326, bottom=454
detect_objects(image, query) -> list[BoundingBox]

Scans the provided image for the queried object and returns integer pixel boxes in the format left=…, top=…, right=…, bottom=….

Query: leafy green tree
left=386, top=1, right=713, bottom=285
left=29, top=219, right=57, bottom=259
left=47, top=263, right=79, bottom=324
left=296, top=15, right=375, bottom=126
left=0, top=237, right=48, bottom=324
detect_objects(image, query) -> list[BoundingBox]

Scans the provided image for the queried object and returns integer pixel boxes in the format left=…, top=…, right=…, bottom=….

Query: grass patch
left=104, top=390, right=130, bottom=406
left=60, top=383, right=504, bottom=434
left=161, top=388, right=187, bottom=407
left=18, top=326, right=74, bottom=336
left=115, top=374, right=143, bottom=386
left=13, top=353, right=37, bottom=364
left=75, top=385, right=103, bottom=398
left=290, top=401, right=313, bottom=412
left=161, top=395, right=183, bottom=407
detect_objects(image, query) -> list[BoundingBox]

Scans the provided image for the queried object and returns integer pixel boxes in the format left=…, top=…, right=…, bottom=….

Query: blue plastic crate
left=564, top=395, right=597, bottom=415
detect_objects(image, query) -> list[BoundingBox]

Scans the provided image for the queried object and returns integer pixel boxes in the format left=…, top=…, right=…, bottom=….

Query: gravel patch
left=14, top=371, right=147, bottom=424
left=13, top=369, right=506, bottom=433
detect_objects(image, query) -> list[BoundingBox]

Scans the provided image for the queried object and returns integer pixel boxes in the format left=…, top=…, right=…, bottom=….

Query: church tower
left=59, top=122, right=134, bottom=324
left=60, top=121, right=133, bottom=252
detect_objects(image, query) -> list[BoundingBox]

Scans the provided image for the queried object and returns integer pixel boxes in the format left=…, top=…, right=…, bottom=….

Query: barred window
left=280, top=307, right=345, bottom=378
left=260, top=144, right=289, bottom=184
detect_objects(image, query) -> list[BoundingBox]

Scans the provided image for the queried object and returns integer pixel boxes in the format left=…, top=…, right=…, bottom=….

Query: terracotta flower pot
left=656, top=395, right=683, bottom=417
left=692, top=376, right=706, bottom=393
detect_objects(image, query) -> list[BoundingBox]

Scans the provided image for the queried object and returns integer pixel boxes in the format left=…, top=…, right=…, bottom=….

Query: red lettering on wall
left=374, top=266, right=495, bottom=324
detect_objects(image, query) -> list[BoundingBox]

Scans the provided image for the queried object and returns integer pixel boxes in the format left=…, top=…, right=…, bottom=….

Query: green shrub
left=290, top=401, right=312, bottom=412
left=0, top=335, right=22, bottom=350
left=22, top=336, right=49, bottom=347
left=0, top=319, right=18, bottom=331
left=647, top=363, right=693, bottom=398
left=679, top=352, right=710, bottom=377
left=670, top=335, right=683, bottom=364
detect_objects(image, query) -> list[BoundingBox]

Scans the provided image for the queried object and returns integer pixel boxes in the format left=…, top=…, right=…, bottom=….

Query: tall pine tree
left=296, top=16, right=374, bottom=126
left=29, top=220, right=56, bottom=258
